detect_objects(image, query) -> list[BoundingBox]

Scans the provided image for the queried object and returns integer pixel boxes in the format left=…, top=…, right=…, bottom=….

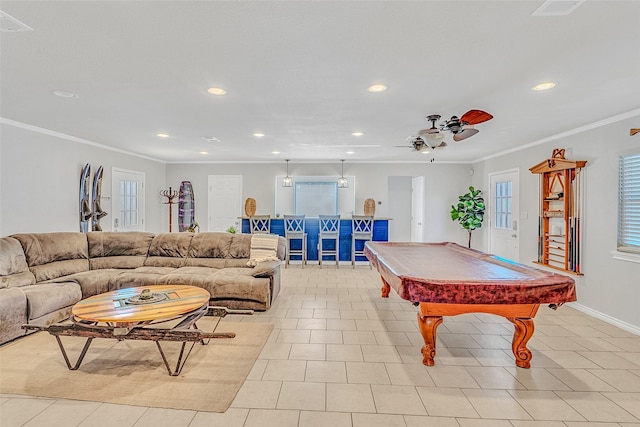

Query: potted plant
left=451, top=186, right=485, bottom=248
left=226, top=226, right=236, bottom=234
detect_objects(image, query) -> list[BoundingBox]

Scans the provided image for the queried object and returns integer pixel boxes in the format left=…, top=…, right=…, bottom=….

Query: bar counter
left=240, top=217, right=389, bottom=262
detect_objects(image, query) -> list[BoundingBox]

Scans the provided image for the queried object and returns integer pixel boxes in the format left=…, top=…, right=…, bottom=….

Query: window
left=294, top=182, right=338, bottom=216
left=618, top=153, right=640, bottom=253
left=494, top=180, right=512, bottom=229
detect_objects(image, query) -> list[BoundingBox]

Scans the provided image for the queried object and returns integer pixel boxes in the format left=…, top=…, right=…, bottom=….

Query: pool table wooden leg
left=417, top=313, right=443, bottom=366
left=380, top=278, right=391, bottom=298
left=507, top=317, right=534, bottom=369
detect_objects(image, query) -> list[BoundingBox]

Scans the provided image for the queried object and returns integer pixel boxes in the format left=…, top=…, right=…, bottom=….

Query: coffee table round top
left=72, top=285, right=210, bottom=323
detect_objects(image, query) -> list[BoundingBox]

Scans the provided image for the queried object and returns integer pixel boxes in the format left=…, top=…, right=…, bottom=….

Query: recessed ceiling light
left=367, top=84, right=388, bottom=93
left=199, top=151, right=208, bottom=155
left=346, top=151, right=355, bottom=155
left=156, top=132, right=170, bottom=138
left=531, top=82, right=557, bottom=91
left=351, top=132, right=365, bottom=136
left=52, top=90, right=79, bottom=99
left=253, top=133, right=265, bottom=137
left=272, top=151, right=280, bottom=155
left=207, top=87, right=227, bottom=96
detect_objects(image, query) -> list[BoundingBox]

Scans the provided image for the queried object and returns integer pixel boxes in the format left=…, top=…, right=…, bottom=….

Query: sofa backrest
left=0, top=236, right=36, bottom=288
left=184, top=232, right=240, bottom=268
left=144, top=233, right=194, bottom=268
left=184, top=232, right=286, bottom=267
left=11, top=232, right=89, bottom=282
left=88, top=231, right=154, bottom=269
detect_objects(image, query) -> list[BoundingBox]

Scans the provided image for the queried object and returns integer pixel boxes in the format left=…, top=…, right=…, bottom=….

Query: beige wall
left=165, top=162, right=473, bottom=245
left=0, top=122, right=166, bottom=235
left=472, top=116, right=640, bottom=330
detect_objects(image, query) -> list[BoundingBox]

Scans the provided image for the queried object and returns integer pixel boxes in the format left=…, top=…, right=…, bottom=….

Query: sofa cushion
left=11, top=233, right=89, bottom=282
left=22, top=282, right=82, bottom=321
left=144, top=233, right=193, bottom=268
left=157, top=266, right=220, bottom=287
left=201, top=270, right=270, bottom=305
left=228, top=233, right=252, bottom=258
left=0, top=287, right=28, bottom=343
left=110, top=266, right=177, bottom=289
left=188, top=232, right=235, bottom=259
left=88, top=231, right=154, bottom=270
left=43, top=269, right=121, bottom=298
left=0, top=237, right=36, bottom=288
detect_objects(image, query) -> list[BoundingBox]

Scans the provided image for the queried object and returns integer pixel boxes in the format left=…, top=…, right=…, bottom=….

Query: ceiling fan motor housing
left=445, top=116, right=462, bottom=134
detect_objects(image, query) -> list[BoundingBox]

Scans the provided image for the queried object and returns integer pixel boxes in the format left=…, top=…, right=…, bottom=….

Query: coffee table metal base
left=24, top=305, right=247, bottom=376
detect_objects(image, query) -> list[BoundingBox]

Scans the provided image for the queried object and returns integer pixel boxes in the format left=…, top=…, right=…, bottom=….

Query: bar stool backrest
left=352, top=215, right=374, bottom=238
left=249, top=215, right=271, bottom=234
left=284, top=215, right=306, bottom=237
left=319, top=215, right=340, bottom=236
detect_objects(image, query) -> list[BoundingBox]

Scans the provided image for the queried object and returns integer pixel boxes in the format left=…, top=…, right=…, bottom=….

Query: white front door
left=111, top=168, right=145, bottom=232
left=411, top=176, right=425, bottom=242
left=208, top=175, right=243, bottom=232
left=489, top=169, right=519, bottom=261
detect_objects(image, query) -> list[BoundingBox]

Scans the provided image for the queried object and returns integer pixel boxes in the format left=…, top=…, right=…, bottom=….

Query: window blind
left=618, top=153, right=640, bottom=252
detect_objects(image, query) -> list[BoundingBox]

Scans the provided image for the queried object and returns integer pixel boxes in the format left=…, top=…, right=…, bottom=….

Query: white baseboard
left=568, top=302, right=640, bottom=336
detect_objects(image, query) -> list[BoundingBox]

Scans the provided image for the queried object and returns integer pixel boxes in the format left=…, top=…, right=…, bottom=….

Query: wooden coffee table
left=26, top=285, right=237, bottom=376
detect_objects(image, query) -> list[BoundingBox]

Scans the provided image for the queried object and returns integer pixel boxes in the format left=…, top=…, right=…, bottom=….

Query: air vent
left=201, top=136, right=221, bottom=143
left=532, top=0, right=585, bottom=16
left=0, top=10, right=33, bottom=32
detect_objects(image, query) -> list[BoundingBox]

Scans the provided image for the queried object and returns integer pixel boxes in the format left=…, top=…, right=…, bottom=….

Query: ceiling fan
left=417, top=109, right=493, bottom=143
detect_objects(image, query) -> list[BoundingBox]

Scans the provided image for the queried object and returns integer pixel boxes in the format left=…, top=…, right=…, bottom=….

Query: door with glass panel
left=111, top=168, right=145, bottom=232
left=489, top=169, right=519, bottom=261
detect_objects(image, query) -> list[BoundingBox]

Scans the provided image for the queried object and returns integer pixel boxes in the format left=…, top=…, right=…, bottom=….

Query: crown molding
left=474, top=108, right=640, bottom=163
left=0, top=117, right=166, bottom=164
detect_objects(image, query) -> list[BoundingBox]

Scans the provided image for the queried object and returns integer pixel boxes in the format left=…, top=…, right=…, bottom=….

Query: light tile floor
left=2, top=265, right=639, bottom=427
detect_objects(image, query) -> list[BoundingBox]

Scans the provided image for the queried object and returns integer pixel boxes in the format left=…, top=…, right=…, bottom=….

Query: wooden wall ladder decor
left=529, top=149, right=587, bottom=275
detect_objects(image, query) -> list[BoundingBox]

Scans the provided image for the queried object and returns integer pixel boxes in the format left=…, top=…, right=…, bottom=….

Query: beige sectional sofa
left=0, top=231, right=285, bottom=345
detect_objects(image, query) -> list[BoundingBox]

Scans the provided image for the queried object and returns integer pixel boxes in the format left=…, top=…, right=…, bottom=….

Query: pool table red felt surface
left=364, top=241, right=576, bottom=368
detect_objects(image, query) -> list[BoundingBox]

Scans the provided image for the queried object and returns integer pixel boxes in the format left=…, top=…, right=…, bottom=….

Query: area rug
left=0, top=319, right=272, bottom=412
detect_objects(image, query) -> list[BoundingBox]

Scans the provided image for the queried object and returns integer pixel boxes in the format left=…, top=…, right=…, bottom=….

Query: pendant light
left=337, top=159, right=349, bottom=188
left=282, top=159, right=293, bottom=187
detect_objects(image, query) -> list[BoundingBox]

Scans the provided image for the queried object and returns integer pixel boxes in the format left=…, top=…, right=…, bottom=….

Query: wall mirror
left=275, top=175, right=355, bottom=217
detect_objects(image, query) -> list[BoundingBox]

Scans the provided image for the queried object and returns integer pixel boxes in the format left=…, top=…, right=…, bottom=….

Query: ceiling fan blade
left=460, top=109, right=493, bottom=125
left=453, top=127, right=479, bottom=142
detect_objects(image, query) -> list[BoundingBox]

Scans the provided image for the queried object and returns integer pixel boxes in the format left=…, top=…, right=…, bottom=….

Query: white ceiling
left=1, top=1, right=639, bottom=164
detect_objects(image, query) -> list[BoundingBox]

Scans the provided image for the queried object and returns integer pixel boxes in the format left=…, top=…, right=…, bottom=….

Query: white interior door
left=208, top=175, right=243, bottom=232
left=489, top=169, right=519, bottom=260
left=111, top=168, right=145, bottom=232
left=411, top=176, right=425, bottom=242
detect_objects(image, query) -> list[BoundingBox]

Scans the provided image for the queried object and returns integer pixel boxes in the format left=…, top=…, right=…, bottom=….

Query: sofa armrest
left=251, top=260, right=281, bottom=277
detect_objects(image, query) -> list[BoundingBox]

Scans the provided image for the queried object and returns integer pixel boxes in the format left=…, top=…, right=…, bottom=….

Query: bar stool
left=284, top=215, right=307, bottom=268
left=249, top=215, right=271, bottom=234
left=318, top=214, right=340, bottom=268
left=351, top=215, right=374, bottom=269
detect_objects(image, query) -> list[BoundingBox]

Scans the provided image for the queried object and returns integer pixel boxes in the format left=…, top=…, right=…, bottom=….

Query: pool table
left=364, top=242, right=576, bottom=368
